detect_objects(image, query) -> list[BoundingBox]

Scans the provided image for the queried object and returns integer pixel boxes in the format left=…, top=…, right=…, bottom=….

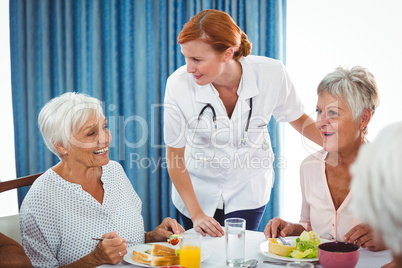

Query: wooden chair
left=0, top=173, right=43, bottom=193
left=0, top=172, right=43, bottom=244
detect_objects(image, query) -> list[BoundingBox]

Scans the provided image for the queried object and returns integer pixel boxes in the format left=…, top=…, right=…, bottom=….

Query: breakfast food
left=268, top=238, right=296, bottom=257
left=291, top=231, right=320, bottom=259
left=132, top=243, right=180, bottom=266
left=167, top=234, right=180, bottom=246
left=151, top=243, right=177, bottom=256
left=268, top=231, right=320, bottom=259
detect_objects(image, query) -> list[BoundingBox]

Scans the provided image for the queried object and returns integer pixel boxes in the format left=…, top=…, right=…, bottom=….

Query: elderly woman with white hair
left=19, top=92, right=184, bottom=267
left=350, top=122, right=402, bottom=268
left=264, top=66, right=385, bottom=250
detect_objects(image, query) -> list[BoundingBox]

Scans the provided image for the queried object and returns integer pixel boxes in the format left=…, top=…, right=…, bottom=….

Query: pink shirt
left=299, top=150, right=360, bottom=241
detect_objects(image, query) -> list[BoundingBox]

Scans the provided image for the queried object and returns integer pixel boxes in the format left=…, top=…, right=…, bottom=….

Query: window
left=0, top=0, right=17, bottom=217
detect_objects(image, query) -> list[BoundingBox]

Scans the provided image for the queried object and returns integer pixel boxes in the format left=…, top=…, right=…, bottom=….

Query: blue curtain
left=9, top=0, right=286, bottom=232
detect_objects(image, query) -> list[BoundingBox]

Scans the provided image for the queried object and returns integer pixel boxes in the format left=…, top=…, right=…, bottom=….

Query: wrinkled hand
left=145, top=217, right=185, bottom=243
left=264, top=217, right=294, bottom=239
left=93, top=232, right=127, bottom=265
left=192, top=213, right=224, bottom=237
left=344, top=223, right=386, bottom=251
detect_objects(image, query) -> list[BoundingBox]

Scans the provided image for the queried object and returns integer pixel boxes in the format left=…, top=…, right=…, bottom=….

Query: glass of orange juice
left=179, top=233, right=202, bottom=268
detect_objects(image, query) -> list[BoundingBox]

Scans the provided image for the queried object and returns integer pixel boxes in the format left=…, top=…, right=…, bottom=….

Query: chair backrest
left=0, top=214, right=22, bottom=244
left=0, top=172, right=43, bottom=244
left=0, top=173, right=43, bottom=193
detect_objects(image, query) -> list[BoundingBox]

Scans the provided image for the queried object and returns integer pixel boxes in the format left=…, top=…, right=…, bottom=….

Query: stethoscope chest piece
left=240, top=130, right=270, bottom=151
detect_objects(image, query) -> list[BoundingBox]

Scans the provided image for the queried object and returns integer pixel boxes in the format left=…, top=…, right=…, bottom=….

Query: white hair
left=317, top=66, right=380, bottom=135
left=350, top=122, right=402, bottom=255
left=38, top=92, right=103, bottom=158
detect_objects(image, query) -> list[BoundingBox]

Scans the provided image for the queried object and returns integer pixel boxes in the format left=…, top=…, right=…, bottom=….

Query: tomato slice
left=169, top=238, right=179, bottom=245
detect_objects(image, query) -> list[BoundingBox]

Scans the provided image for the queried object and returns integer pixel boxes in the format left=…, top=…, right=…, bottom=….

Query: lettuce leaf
left=299, top=230, right=320, bottom=245
left=290, top=231, right=320, bottom=259
left=291, top=248, right=314, bottom=259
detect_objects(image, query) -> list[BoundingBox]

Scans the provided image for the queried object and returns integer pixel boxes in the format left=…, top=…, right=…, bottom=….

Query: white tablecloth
left=102, top=230, right=393, bottom=268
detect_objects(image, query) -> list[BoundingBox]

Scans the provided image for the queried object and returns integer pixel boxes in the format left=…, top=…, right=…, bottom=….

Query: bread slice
left=132, top=250, right=151, bottom=265
left=151, top=243, right=177, bottom=257
left=132, top=243, right=180, bottom=266
left=151, top=255, right=180, bottom=266
left=268, top=238, right=295, bottom=257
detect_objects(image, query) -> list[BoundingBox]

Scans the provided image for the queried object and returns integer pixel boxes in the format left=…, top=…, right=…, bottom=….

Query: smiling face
left=66, top=112, right=112, bottom=168
left=316, top=92, right=363, bottom=153
left=180, top=39, right=226, bottom=86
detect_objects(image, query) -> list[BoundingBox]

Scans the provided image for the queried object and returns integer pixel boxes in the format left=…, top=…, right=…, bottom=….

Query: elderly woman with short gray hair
left=264, top=66, right=386, bottom=251
left=20, top=92, right=184, bottom=267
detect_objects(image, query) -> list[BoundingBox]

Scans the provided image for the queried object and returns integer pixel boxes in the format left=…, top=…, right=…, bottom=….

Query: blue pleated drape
left=9, top=0, right=286, bottom=232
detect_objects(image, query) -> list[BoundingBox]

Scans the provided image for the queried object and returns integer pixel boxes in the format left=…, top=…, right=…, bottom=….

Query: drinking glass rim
left=224, top=217, right=246, bottom=224
left=179, top=232, right=202, bottom=239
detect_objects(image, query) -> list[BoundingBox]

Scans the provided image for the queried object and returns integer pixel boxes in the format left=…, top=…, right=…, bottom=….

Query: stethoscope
left=190, top=98, right=270, bottom=161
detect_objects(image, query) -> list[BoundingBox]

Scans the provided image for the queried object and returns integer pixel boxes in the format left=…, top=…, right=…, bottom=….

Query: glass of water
left=225, top=218, right=246, bottom=267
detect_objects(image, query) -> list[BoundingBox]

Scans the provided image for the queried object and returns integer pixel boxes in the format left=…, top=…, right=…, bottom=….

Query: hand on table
left=94, top=231, right=127, bottom=264
left=145, top=217, right=185, bottom=243
left=344, top=223, right=386, bottom=251
left=192, top=213, right=224, bottom=237
left=264, top=217, right=296, bottom=239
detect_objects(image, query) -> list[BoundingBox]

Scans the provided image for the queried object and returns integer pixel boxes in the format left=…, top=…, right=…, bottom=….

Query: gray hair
left=317, top=66, right=380, bottom=135
left=38, top=92, right=103, bottom=158
left=350, top=122, right=402, bottom=255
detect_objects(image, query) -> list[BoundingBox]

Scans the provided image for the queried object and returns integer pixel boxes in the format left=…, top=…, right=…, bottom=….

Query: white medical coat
left=164, top=55, right=304, bottom=218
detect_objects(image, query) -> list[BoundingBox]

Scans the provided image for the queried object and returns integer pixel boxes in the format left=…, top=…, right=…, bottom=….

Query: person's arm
left=166, top=146, right=224, bottom=237
left=264, top=217, right=305, bottom=238
left=343, top=223, right=387, bottom=251
left=60, top=248, right=105, bottom=268
left=298, top=160, right=314, bottom=234
left=61, top=232, right=127, bottom=268
left=289, top=113, right=322, bottom=146
left=0, top=233, right=32, bottom=267
left=144, top=217, right=185, bottom=243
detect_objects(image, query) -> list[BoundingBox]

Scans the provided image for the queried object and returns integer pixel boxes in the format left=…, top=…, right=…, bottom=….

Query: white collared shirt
left=164, top=55, right=304, bottom=218
left=299, top=150, right=360, bottom=241
left=20, top=161, right=145, bottom=267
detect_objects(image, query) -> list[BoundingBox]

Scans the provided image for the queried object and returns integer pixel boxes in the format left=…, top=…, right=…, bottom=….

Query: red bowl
left=318, top=242, right=360, bottom=268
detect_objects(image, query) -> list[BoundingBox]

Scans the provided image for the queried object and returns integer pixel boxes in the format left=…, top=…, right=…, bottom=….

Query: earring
left=64, top=151, right=67, bottom=154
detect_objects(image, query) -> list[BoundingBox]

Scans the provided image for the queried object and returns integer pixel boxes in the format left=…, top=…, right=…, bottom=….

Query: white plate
left=123, top=242, right=209, bottom=267
left=259, top=236, right=331, bottom=262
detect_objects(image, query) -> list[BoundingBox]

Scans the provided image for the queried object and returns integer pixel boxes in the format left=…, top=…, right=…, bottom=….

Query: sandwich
left=132, top=243, right=180, bottom=266
left=151, top=243, right=177, bottom=256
